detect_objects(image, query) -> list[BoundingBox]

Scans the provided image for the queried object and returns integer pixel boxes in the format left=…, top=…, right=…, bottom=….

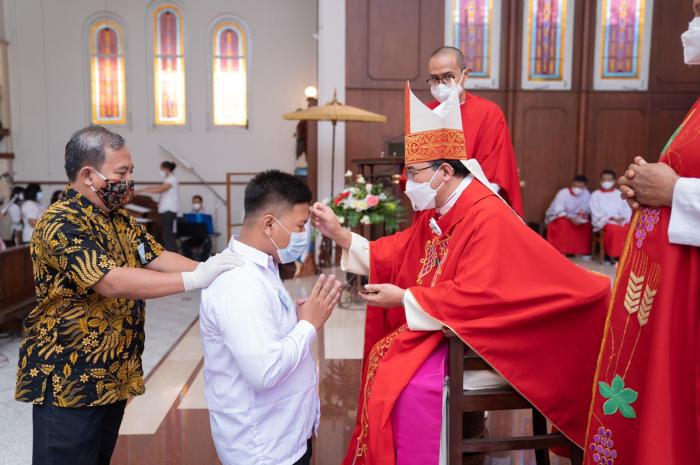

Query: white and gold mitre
left=404, top=81, right=466, bottom=164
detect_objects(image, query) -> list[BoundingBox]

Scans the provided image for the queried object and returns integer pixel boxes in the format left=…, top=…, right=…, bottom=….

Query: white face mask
left=161, top=171, right=168, bottom=178
left=269, top=218, right=309, bottom=264
left=36, top=191, right=44, bottom=201
left=430, top=74, right=465, bottom=103
left=601, top=181, right=615, bottom=190
left=405, top=169, right=445, bottom=211
left=682, top=17, right=700, bottom=65
left=192, top=203, right=202, bottom=211
left=571, top=187, right=583, bottom=196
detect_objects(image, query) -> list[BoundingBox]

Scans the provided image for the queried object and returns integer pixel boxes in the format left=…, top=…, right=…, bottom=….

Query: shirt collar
left=228, top=237, right=274, bottom=268
left=438, top=175, right=473, bottom=216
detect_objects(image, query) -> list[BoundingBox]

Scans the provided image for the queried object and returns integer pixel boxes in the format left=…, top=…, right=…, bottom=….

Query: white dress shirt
left=158, top=174, right=179, bottom=213
left=341, top=176, right=507, bottom=390
left=21, top=200, right=42, bottom=243
left=669, top=177, right=700, bottom=247
left=8, top=203, right=22, bottom=232
left=199, top=238, right=320, bottom=465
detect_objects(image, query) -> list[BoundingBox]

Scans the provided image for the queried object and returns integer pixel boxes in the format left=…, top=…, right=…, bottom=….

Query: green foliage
left=328, top=180, right=407, bottom=233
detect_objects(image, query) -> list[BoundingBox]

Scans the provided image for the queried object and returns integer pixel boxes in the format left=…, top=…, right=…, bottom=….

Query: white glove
left=181, top=253, right=243, bottom=291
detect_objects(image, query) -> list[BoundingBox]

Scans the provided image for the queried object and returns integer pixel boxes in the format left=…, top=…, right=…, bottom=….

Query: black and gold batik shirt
left=16, top=188, right=164, bottom=407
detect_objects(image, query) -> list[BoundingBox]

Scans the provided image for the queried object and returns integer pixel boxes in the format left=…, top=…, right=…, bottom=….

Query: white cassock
left=589, top=189, right=632, bottom=231
left=669, top=177, right=700, bottom=247
left=544, top=188, right=591, bottom=224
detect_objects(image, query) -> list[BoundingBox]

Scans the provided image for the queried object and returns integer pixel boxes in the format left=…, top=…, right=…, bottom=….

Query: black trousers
left=32, top=393, right=126, bottom=465
left=293, top=439, right=313, bottom=465
left=160, top=210, right=178, bottom=252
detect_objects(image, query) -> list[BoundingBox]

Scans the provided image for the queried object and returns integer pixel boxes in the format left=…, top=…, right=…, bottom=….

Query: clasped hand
left=618, top=156, right=679, bottom=209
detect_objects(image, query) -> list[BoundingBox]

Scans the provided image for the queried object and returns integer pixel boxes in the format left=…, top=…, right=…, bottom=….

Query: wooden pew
left=0, top=244, right=35, bottom=332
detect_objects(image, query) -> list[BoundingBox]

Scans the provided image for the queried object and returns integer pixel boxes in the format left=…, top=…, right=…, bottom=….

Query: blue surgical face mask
left=269, top=218, right=309, bottom=264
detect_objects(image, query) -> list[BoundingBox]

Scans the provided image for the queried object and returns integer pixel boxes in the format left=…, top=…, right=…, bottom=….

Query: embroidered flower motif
left=589, top=426, right=618, bottom=464
left=599, top=375, right=638, bottom=419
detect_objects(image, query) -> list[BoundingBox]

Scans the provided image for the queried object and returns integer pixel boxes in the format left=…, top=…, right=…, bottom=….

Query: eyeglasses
left=405, top=165, right=436, bottom=181
left=426, top=73, right=457, bottom=86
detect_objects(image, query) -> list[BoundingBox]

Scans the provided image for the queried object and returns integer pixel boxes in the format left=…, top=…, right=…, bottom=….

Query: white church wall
left=3, top=0, right=317, bottom=248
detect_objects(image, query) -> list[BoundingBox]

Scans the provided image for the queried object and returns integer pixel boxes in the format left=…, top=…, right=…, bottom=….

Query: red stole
left=428, top=94, right=523, bottom=216
left=583, top=100, right=700, bottom=464
left=344, top=181, right=610, bottom=465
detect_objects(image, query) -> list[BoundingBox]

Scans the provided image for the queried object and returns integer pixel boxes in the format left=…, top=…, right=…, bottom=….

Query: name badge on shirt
left=137, top=241, right=147, bottom=265
left=277, top=288, right=294, bottom=312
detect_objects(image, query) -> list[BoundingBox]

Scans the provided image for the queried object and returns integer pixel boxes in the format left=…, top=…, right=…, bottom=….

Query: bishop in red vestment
left=312, top=83, right=610, bottom=465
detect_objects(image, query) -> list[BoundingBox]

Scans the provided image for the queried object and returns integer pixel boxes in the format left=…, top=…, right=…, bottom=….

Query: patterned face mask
left=91, top=169, right=135, bottom=210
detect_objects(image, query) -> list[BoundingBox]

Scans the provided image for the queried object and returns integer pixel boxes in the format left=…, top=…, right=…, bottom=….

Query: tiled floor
left=0, top=291, right=202, bottom=465
left=0, top=259, right=617, bottom=465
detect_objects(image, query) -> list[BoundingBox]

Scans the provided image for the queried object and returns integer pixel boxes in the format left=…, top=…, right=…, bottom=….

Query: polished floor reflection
left=0, top=259, right=615, bottom=465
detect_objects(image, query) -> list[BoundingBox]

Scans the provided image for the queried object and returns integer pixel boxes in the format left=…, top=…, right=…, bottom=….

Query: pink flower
left=366, top=195, right=379, bottom=207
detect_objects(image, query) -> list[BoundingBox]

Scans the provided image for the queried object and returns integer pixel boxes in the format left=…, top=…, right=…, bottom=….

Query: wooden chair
left=445, top=330, right=583, bottom=465
left=591, top=230, right=605, bottom=264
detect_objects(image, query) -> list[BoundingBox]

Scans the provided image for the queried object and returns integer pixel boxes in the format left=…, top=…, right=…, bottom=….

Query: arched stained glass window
left=153, top=4, right=186, bottom=125
left=212, top=20, right=247, bottom=127
left=90, top=19, right=126, bottom=125
left=446, top=0, right=503, bottom=89
left=593, top=0, right=654, bottom=90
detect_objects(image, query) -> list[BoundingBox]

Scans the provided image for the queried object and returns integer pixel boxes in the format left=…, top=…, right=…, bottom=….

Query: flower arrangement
left=327, top=170, right=406, bottom=233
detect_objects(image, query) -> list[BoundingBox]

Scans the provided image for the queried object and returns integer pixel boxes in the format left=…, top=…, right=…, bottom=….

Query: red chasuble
left=583, top=100, right=700, bottom=464
left=428, top=94, right=523, bottom=216
left=344, top=180, right=610, bottom=465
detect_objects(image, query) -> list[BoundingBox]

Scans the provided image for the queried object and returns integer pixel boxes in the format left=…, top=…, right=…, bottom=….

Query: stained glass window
left=521, top=0, right=575, bottom=90
left=153, top=4, right=186, bottom=125
left=593, top=0, right=654, bottom=90
left=446, top=0, right=502, bottom=89
left=90, top=20, right=126, bottom=125
left=212, top=20, right=247, bottom=127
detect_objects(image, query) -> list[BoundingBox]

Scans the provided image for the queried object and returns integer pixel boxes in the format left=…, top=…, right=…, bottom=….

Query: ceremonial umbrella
left=283, top=89, right=387, bottom=197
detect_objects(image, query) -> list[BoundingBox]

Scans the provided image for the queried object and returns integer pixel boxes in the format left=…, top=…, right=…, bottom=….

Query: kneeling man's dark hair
left=432, top=159, right=470, bottom=178
left=244, top=170, right=312, bottom=219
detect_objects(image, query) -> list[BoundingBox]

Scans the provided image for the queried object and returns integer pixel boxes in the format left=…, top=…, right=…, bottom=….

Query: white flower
left=349, top=187, right=358, bottom=194
left=338, top=216, right=346, bottom=224
left=355, top=200, right=368, bottom=212
left=366, top=183, right=373, bottom=192
left=356, top=175, right=366, bottom=184
left=379, top=193, right=388, bottom=201
left=345, top=170, right=353, bottom=177
left=361, top=215, right=371, bottom=225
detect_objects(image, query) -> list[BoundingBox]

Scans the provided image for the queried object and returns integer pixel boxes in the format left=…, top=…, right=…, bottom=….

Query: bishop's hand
left=360, top=283, right=406, bottom=308
left=311, top=202, right=352, bottom=250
